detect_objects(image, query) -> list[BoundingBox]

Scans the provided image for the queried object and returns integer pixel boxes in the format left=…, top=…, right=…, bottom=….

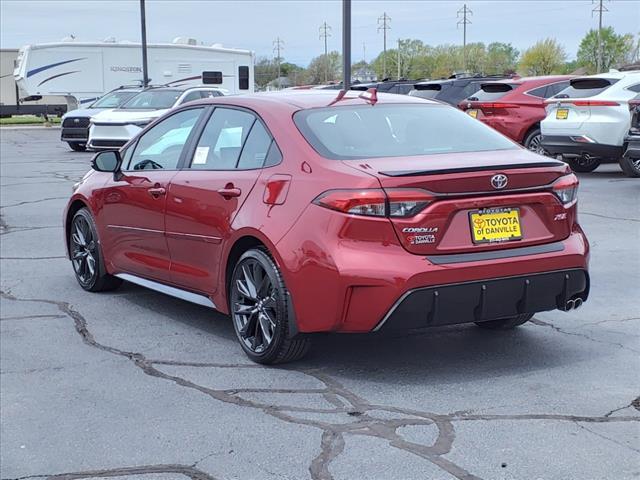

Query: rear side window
left=294, top=104, right=516, bottom=160
left=190, top=108, right=256, bottom=170
left=239, top=66, right=250, bottom=90
left=628, top=84, right=640, bottom=93
left=469, top=83, right=515, bottom=101
left=237, top=121, right=272, bottom=169
left=553, top=77, right=618, bottom=98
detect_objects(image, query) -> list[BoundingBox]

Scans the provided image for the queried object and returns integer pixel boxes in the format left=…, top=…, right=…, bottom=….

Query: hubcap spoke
left=258, top=313, right=273, bottom=345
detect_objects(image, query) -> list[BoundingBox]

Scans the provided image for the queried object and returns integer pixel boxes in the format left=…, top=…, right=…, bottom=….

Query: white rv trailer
left=14, top=38, right=254, bottom=108
left=1, top=48, right=69, bottom=117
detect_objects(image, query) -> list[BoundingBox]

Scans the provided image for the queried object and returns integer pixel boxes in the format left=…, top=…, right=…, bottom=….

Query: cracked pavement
left=1, top=128, right=639, bottom=480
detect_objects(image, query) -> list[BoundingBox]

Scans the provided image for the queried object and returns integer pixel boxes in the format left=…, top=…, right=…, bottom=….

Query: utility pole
left=592, top=0, right=608, bottom=73
left=457, top=4, right=472, bottom=72
left=378, top=12, right=391, bottom=79
left=139, top=0, right=149, bottom=87
left=397, top=39, right=401, bottom=80
left=343, top=0, right=351, bottom=89
left=319, top=21, right=332, bottom=83
left=273, top=37, right=284, bottom=88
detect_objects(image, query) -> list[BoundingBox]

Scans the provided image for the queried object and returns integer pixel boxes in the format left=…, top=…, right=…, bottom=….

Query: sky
left=1, top=0, right=639, bottom=65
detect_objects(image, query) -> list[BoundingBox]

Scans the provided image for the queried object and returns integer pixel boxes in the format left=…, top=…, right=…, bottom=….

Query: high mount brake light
left=313, top=188, right=434, bottom=218
left=551, top=174, right=579, bottom=206
left=474, top=102, right=520, bottom=109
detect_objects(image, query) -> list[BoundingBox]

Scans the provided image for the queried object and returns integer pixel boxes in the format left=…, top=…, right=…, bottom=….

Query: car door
left=97, top=107, right=205, bottom=282
left=165, top=107, right=276, bottom=293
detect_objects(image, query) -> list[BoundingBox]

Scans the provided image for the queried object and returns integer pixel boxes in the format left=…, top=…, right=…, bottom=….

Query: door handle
left=217, top=187, right=241, bottom=199
left=148, top=186, right=166, bottom=197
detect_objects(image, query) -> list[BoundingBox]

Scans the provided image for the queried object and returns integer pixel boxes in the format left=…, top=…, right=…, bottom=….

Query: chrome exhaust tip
left=564, top=299, right=575, bottom=311
left=573, top=298, right=583, bottom=310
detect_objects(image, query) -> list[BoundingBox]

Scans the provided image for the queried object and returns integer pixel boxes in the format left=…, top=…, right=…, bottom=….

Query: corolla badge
left=491, top=174, right=508, bottom=190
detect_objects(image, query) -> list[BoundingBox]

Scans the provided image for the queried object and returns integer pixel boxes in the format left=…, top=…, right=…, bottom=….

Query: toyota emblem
left=491, top=174, right=508, bottom=190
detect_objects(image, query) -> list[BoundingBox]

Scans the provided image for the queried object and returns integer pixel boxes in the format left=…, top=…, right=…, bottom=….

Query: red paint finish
left=459, top=75, right=574, bottom=144
left=65, top=90, right=589, bottom=334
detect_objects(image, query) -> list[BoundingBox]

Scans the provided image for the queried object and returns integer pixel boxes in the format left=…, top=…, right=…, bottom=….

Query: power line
left=457, top=3, right=473, bottom=72
left=273, top=37, right=284, bottom=88
left=592, top=0, right=609, bottom=73
left=378, top=12, right=391, bottom=79
left=319, top=21, right=332, bottom=83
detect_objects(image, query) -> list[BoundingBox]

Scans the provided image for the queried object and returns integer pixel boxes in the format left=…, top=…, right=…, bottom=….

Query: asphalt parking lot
left=1, top=127, right=639, bottom=480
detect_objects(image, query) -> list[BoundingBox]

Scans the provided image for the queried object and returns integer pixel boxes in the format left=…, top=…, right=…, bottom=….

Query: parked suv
left=541, top=71, right=640, bottom=172
left=87, top=86, right=223, bottom=150
left=60, top=86, right=142, bottom=151
left=409, top=75, right=509, bottom=106
left=351, top=79, right=420, bottom=95
left=460, top=76, right=573, bottom=151
left=621, top=94, right=640, bottom=177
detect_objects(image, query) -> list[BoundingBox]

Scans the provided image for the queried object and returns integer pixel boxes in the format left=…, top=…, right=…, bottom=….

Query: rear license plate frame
left=469, top=207, right=523, bottom=244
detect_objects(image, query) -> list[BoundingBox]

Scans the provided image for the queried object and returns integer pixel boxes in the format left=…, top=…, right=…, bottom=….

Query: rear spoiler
left=379, top=161, right=566, bottom=177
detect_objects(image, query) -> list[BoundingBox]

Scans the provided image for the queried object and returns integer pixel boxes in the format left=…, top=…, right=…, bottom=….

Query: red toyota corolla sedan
left=64, top=90, right=590, bottom=364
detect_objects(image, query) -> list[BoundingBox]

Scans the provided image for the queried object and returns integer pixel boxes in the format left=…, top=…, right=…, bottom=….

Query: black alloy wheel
left=230, top=248, right=310, bottom=364
left=69, top=209, right=122, bottom=292
left=567, top=156, right=601, bottom=173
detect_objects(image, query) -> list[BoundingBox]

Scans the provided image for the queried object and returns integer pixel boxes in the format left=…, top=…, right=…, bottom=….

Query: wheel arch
left=522, top=122, right=541, bottom=146
left=64, top=198, right=91, bottom=256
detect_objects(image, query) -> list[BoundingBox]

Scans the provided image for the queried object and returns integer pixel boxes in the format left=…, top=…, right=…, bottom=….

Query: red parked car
left=64, top=90, right=590, bottom=364
left=460, top=76, right=574, bottom=152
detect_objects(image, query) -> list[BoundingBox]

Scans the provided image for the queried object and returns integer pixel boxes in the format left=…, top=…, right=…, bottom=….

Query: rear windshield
left=552, top=77, right=619, bottom=99
left=91, top=90, right=138, bottom=108
left=408, top=89, right=440, bottom=99
left=294, top=104, right=517, bottom=160
left=120, top=90, right=182, bottom=109
left=467, top=83, right=515, bottom=101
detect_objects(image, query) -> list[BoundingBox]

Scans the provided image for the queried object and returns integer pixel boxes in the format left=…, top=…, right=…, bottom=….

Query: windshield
left=90, top=90, right=138, bottom=108
left=294, top=104, right=517, bottom=160
left=120, top=90, right=182, bottom=109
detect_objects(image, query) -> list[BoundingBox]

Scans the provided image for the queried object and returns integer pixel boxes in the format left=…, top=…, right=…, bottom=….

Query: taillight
left=476, top=102, right=520, bottom=109
left=569, top=100, right=619, bottom=107
left=552, top=174, right=579, bottom=206
left=313, top=188, right=433, bottom=217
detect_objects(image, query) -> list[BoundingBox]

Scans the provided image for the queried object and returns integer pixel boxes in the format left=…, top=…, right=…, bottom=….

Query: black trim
left=379, top=161, right=565, bottom=177
left=426, top=242, right=564, bottom=265
left=541, top=135, right=623, bottom=161
left=374, top=269, right=589, bottom=332
left=623, top=135, right=640, bottom=159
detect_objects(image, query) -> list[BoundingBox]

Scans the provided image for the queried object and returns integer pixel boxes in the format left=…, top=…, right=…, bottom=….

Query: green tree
left=577, top=27, right=635, bottom=73
left=519, top=38, right=566, bottom=76
left=306, top=51, right=342, bottom=84
left=486, top=42, right=519, bottom=75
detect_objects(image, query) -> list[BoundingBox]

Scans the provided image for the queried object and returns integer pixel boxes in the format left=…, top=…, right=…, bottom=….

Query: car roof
left=480, top=75, right=574, bottom=87
left=188, top=90, right=440, bottom=110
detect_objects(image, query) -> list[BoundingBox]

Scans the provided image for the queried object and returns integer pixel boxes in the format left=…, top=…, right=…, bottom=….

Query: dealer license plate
left=469, top=207, right=522, bottom=244
left=467, top=109, right=479, bottom=118
left=556, top=108, right=569, bottom=120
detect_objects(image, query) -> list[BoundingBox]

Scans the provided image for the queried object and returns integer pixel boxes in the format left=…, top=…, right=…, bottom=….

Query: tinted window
left=237, top=121, right=272, bottom=169
left=470, top=83, right=515, bottom=101
left=527, top=86, right=548, bottom=98
left=553, top=77, right=618, bottom=99
left=397, top=84, right=413, bottom=95
left=239, top=66, right=250, bottom=90
left=180, top=91, right=202, bottom=104
left=200, top=90, right=222, bottom=99
left=546, top=81, right=570, bottom=97
left=125, top=108, right=203, bottom=170
left=294, top=104, right=517, bottom=160
left=190, top=108, right=256, bottom=170
left=409, top=89, right=440, bottom=99
left=91, top=90, right=138, bottom=108
left=202, top=71, right=223, bottom=84
left=628, top=84, right=640, bottom=93
left=264, top=141, right=283, bottom=167
left=120, top=90, right=182, bottom=109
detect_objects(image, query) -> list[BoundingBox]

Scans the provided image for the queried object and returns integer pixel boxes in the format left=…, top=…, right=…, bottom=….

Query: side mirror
left=91, top=150, right=121, bottom=173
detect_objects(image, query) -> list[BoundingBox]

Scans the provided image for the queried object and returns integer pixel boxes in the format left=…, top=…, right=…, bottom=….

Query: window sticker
left=193, top=146, right=210, bottom=165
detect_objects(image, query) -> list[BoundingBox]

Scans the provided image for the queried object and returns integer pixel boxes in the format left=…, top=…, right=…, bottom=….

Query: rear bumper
left=541, top=135, right=622, bottom=161
left=374, top=268, right=589, bottom=331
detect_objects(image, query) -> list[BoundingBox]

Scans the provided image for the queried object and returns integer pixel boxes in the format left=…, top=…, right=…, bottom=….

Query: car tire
left=68, top=142, right=87, bottom=152
left=619, top=156, right=640, bottom=178
left=70, top=208, right=122, bottom=292
left=475, top=313, right=534, bottom=330
left=230, top=248, right=310, bottom=364
left=524, top=128, right=544, bottom=154
left=567, top=156, right=601, bottom=173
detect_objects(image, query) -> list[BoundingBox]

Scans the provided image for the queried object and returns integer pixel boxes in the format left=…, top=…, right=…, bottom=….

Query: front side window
left=180, top=91, right=202, bottom=104
left=125, top=108, right=203, bottom=170
left=120, top=90, right=182, bottom=109
left=189, top=108, right=256, bottom=170
left=91, top=90, right=138, bottom=108
left=294, top=104, right=517, bottom=160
